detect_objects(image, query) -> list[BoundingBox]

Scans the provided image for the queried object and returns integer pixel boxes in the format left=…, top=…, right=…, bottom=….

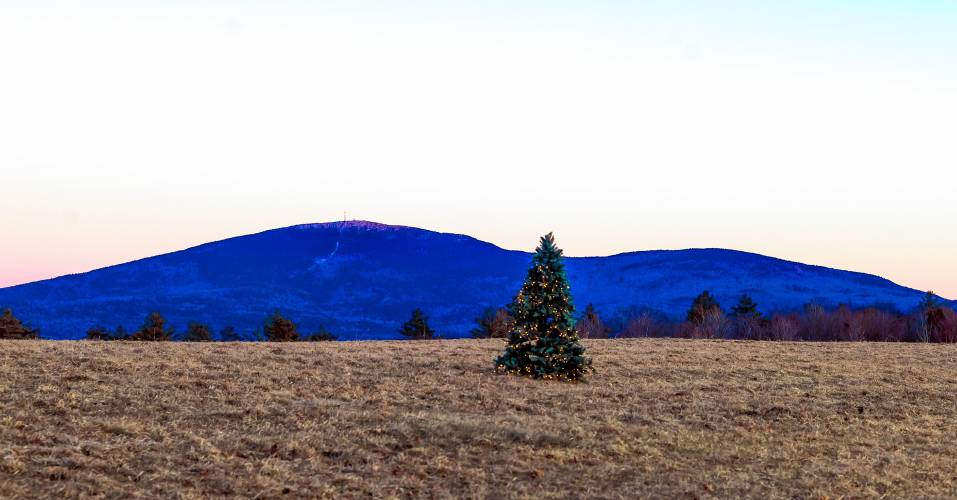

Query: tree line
left=0, top=307, right=440, bottom=342
left=471, top=290, right=957, bottom=343
left=83, top=311, right=340, bottom=342
left=82, top=308, right=437, bottom=342
left=3, top=270, right=955, bottom=345
left=3, top=292, right=955, bottom=344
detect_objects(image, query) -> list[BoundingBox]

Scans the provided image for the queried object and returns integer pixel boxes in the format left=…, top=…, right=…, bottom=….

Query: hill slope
left=0, top=221, right=941, bottom=339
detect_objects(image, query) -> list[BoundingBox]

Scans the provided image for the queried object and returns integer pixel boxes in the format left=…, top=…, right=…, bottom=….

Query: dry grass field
left=0, top=339, right=955, bottom=499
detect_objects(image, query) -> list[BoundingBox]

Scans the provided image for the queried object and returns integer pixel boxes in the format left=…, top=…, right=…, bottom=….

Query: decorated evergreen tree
left=495, top=233, right=591, bottom=380
left=264, top=311, right=299, bottom=342
left=399, top=308, right=435, bottom=339
left=687, top=291, right=722, bottom=325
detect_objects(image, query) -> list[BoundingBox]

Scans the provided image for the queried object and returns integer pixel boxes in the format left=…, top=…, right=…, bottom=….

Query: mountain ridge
left=0, top=221, right=948, bottom=339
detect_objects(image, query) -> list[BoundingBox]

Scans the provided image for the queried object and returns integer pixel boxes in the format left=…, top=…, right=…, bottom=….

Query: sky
left=1, top=1, right=956, bottom=297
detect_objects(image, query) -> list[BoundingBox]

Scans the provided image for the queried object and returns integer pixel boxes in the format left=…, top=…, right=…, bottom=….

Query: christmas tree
left=495, top=233, right=591, bottom=380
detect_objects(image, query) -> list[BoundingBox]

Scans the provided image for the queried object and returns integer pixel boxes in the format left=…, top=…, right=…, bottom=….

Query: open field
left=1, top=339, right=955, bottom=498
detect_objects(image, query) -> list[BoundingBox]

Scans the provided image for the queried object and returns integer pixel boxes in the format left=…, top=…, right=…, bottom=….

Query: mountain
left=0, top=221, right=945, bottom=340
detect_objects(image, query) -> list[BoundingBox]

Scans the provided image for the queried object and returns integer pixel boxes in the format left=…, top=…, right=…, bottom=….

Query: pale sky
left=1, top=1, right=956, bottom=297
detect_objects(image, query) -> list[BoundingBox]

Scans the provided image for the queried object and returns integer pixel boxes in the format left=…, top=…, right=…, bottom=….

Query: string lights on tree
left=495, top=233, right=592, bottom=381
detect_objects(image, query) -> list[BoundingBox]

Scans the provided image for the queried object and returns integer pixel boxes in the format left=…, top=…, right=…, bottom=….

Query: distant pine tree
left=85, top=325, right=113, bottom=341
left=470, top=307, right=513, bottom=339
left=264, top=311, right=299, bottom=342
left=219, top=326, right=242, bottom=342
left=687, top=291, right=722, bottom=325
left=730, top=295, right=761, bottom=319
left=303, top=325, right=338, bottom=341
left=130, top=312, right=174, bottom=341
left=86, top=325, right=131, bottom=341
left=495, top=233, right=591, bottom=381
left=183, top=321, right=213, bottom=342
left=728, top=294, right=764, bottom=339
left=918, top=291, right=943, bottom=311
left=113, top=325, right=130, bottom=341
left=399, top=308, right=435, bottom=339
left=577, top=303, right=612, bottom=339
left=0, top=309, right=39, bottom=339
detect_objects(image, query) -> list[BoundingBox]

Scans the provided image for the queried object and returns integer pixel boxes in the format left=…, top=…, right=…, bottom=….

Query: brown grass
left=1, top=339, right=955, bottom=498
